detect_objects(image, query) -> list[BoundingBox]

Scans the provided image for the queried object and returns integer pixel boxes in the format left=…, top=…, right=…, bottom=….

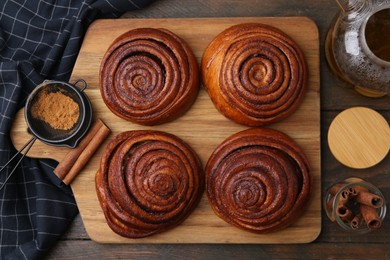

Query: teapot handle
left=336, top=0, right=369, bottom=14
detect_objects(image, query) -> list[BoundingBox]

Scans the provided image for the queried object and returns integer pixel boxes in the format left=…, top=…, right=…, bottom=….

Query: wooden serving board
left=11, top=17, right=321, bottom=243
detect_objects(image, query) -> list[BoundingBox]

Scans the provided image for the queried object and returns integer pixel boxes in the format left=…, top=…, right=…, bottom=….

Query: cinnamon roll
left=96, top=130, right=204, bottom=238
left=206, top=128, right=311, bottom=233
left=100, top=28, right=199, bottom=125
left=201, top=23, right=308, bottom=126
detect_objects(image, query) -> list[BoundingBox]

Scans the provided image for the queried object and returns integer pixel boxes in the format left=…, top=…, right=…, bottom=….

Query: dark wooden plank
left=61, top=214, right=89, bottom=240
left=46, top=241, right=390, bottom=259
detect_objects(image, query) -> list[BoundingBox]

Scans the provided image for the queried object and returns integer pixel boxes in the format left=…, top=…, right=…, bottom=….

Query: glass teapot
left=325, top=0, right=390, bottom=97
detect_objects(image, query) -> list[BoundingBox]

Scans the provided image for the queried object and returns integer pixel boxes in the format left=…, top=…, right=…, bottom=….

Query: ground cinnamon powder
left=31, top=90, right=80, bottom=130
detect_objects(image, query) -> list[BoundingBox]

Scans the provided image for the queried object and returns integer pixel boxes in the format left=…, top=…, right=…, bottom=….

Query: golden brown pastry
left=100, top=28, right=199, bottom=125
left=201, top=23, right=308, bottom=126
left=95, top=130, right=204, bottom=238
left=205, top=128, right=311, bottom=233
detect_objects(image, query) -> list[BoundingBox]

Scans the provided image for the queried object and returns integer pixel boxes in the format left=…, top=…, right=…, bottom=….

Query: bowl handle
left=73, top=79, right=88, bottom=92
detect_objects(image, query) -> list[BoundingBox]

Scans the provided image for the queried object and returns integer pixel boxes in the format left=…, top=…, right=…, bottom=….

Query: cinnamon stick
left=54, top=119, right=111, bottom=185
left=347, top=187, right=358, bottom=198
left=336, top=205, right=354, bottom=222
left=360, top=204, right=382, bottom=230
left=355, top=190, right=384, bottom=208
left=328, top=183, right=344, bottom=196
left=337, top=189, right=350, bottom=207
left=350, top=213, right=363, bottom=229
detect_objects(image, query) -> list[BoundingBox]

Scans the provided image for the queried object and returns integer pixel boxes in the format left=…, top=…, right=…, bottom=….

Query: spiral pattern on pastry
left=206, top=128, right=311, bottom=233
left=201, top=23, right=308, bottom=126
left=100, top=28, right=199, bottom=125
left=96, top=130, right=204, bottom=238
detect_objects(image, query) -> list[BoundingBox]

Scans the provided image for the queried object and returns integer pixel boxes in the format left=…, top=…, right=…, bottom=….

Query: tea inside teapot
left=365, top=8, right=390, bottom=63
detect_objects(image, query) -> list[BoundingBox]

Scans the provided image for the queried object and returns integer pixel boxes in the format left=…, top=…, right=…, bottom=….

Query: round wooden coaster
left=328, top=107, right=390, bottom=169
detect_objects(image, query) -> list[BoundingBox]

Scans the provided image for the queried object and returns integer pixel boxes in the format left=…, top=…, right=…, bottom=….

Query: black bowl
left=25, top=79, right=93, bottom=148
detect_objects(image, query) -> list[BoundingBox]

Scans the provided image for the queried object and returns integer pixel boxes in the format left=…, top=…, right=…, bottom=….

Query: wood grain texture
left=10, top=17, right=320, bottom=244
left=328, top=107, right=390, bottom=169
left=45, top=241, right=390, bottom=259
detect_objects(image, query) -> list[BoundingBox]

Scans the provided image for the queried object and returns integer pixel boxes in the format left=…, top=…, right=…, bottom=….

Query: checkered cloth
left=0, top=1, right=153, bottom=259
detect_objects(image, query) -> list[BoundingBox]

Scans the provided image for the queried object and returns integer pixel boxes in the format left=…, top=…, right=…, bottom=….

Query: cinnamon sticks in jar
left=325, top=180, right=386, bottom=232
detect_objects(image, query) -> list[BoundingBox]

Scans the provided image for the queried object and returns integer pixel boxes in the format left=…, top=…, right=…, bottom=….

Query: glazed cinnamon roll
left=201, top=23, right=308, bottom=126
left=100, top=28, right=199, bottom=125
left=206, top=128, right=311, bottom=233
left=96, top=130, right=204, bottom=238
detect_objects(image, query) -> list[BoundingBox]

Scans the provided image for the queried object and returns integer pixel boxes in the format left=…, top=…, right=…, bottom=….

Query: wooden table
left=46, top=0, right=390, bottom=258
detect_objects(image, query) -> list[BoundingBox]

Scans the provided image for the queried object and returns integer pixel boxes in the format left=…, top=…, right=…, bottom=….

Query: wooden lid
left=328, top=107, right=390, bottom=169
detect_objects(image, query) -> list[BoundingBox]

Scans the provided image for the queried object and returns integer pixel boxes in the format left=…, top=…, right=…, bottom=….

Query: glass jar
left=324, top=177, right=386, bottom=233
